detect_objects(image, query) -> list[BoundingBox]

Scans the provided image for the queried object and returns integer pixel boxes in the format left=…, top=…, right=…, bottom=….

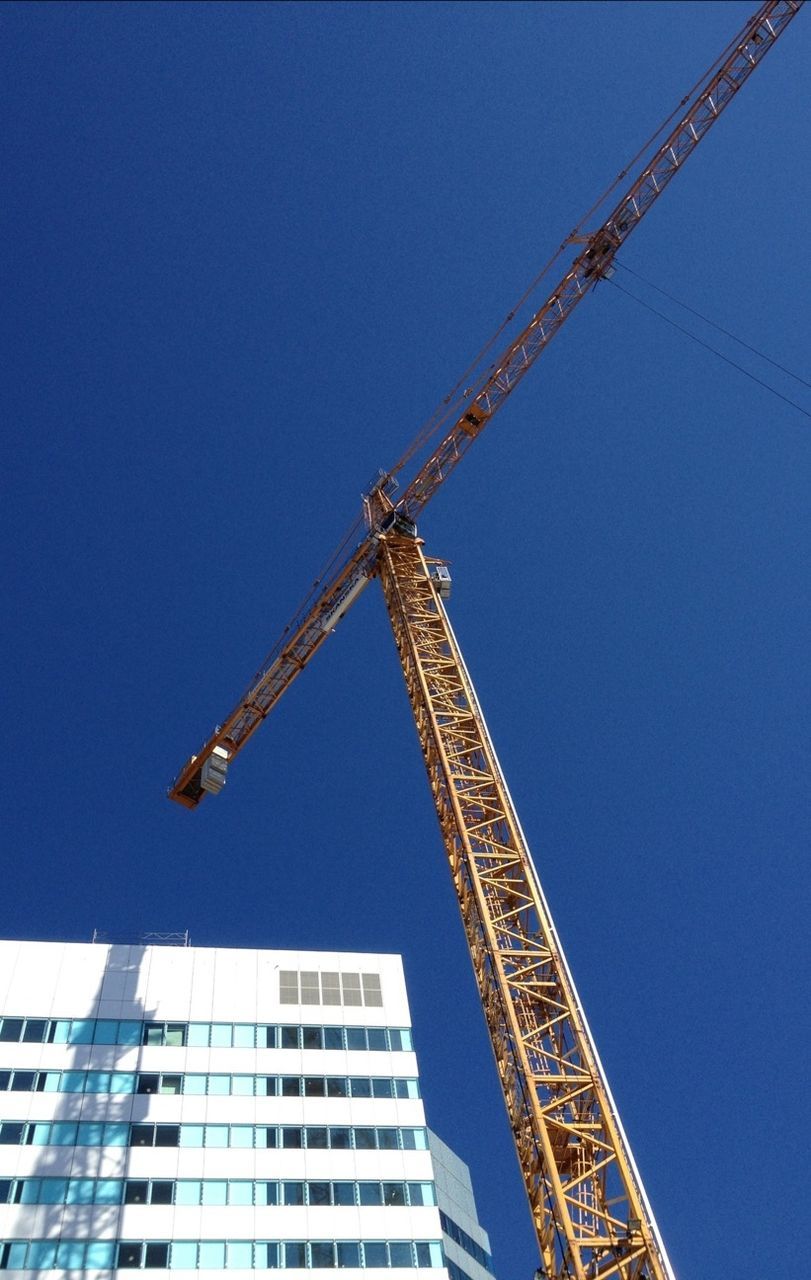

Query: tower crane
left=169, top=5, right=802, bottom=1278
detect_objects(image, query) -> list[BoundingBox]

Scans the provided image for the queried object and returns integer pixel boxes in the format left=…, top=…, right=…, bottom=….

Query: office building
left=0, top=940, right=495, bottom=1279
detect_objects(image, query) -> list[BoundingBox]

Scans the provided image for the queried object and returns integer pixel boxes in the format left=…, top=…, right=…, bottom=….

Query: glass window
left=281, top=1025, right=299, bottom=1049
left=336, top=1243, right=361, bottom=1269
left=326, top=1077, right=348, bottom=1098
left=231, top=1125, right=254, bottom=1149
left=284, top=1243, right=306, bottom=1269
left=305, top=1127, right=328, bottom=1149
left=0, top=1018, right=23, bottom=1042
left=350, top=1077, right=371, bottom=1099
left=311, top=1243, right=335, bottom=1269
left=10, top=1071, right=36, bottom=1092
left=50, top=1019, right=70, bottom=1043
left=204, top=1125, right=228, bottom=1148
left=378, top=1128, right=398, bottom=1150
left=302, top=1025, right=323, bottom=1049
left=279, top=971, right=299, bottom=1004
left=202, top=1180, right=227, bottom=1206
left=151, top=1181, right=174, bottom=1205
left=118, top=1242, right=143, bottom=1269
left=407, top=1182, right=436, bottom=1207
left=180, top=1124, right=204, bottom=1147
left=175, top=1181, right=201, bottom=1206
left=138, top=1073, right=160, bottom=1094
left=30, top=1124, right=50, bottom=1145
left=361, top=974, right=383, bottom=1007
left=308, top=1182, right=331, bottom=1206
left=227, top=1243, right=254, bottom=1269
left=85, top=1071, right=112, bottom=1094
left=389, top=1243, right=414, bottom=1268
left=282, top=1127, right=302, bottom=1149
left=0, top=1179, right=11, bottom=1203
left=258, top=1076, right=276, bottom=1097
left=86, top=1242, right=116, bottom=1268
left=125, top=1181, right=149, bottom=1204
left=263, top=1025, right=277, bottom=1048
left=346, top=1028, right=366, bottom=1051
left=155, top=1125, right=181, bottom=1148
left=232, top=1075, right=254, bottom=1096
left=329, top=1127, right=351, bottom=1149
left=51, top=1122, right=78, bottom=1145
left=208, top=1074, right=230, bottom=1095
left=283, top=1181, right=304, bottom=1206
left=170, top=1243, right=198, bottom=1269
left=359, top=1182, right=382, bottom=1205
left=282, top=1076, right=300, bottom=1097
left=233, top=1023, right=255, bottom=1048
left=69, top=1019, right=96, bottom=1044
left=41, top=1071, right=60, bottom=1093
left=187, top=1023, right=210, bottom=1047
left=95, top=1179, right=123, bottom=1203
left=28, top=1242, right=58, bottom=1269
left=57, top=1242, right=87, bottom=1269
left=304, top=1077, right=325, bottom=1097
left=0, top=1072, right=9, bottom=1090
left=363, top=1243, right=387, bottom=1268
left=261, top=1127, right=278, bottom=1149
left=415, top=1242, right=443, bottom=1268
left=144, top=1022, right=163, bottom=1046
left=117, top=1020, right=141, bottom=1046
left=3, top=1245, right=28, bottom=1270
left=321, top=973, right=341, bottom=1006
left=19, top=1179, right=40, bottom=1203
left=108, top=1071, right=134, bottom=1093
left=131, top=1124, right=154, bottom=1147
left=354, top=1128, right=376, bottom=1149
left=103, top=1122, right=129, bottom=1146
left=22, top=1019, right=48, bottom=1043
left=229, top=1181, right=254, bottom=1206
left=165, top=1023, right=186, bottom=1047
left=184, top=1074, right=207, bottom=1095
left=384, top=1183, right=406, bottom=1207
left=372, top=1078, right=393, bottom=1099
left=399, top=1029, right=414, bottom=1052
left=395, top=1079, right=419, bottom=1099
left=255, top=1182, right=278, bottom=1207
left=402, top=1128, right=427, bottom=1150
left=61, top=1071, right=86, bottom=1093
left=93, top=1019, right=118, bottom=1044
left=39, top=1178, right=68, bottom=1204
left=161, top=1074, right=183, bottom=1095
left=341, top=973, right=362, bottom=1006
left=367, top=1028, right=387, bottom=1052
left=258, top=1244, right=279, bottom=1269
left=323, top=1026, right=344, bottom=1050
left=145, top=1244, right=170, bottom=1268
left=209, top=1023, right=231, bottom=1047
left=333, top=1183, right=355, bottom=1206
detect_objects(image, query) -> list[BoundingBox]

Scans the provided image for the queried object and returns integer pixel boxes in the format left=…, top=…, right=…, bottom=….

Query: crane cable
left=615, top=261, right=811, bottom=394
left=607, top=275, right=811, bottom=424
left=387, top=12, right=762, bottom=485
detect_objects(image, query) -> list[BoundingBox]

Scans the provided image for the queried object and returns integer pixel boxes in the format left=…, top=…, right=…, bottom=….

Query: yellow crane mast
left=169, top=5, right=803, bottom=1278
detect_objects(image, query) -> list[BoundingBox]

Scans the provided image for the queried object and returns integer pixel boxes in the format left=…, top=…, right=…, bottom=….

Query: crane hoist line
left=169, top=6, right=803, bottom=1280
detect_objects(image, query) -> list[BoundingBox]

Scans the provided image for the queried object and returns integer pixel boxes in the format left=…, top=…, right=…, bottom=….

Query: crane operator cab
left=429, top=564, right=452, bottom=600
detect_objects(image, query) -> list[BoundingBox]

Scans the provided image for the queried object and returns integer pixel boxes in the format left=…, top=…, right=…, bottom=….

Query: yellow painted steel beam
left=378, top=533, right=672, bottom=1280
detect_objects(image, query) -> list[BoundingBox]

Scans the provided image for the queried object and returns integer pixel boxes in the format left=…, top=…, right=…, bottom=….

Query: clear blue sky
left=1, top=3, right=808, bottom=1276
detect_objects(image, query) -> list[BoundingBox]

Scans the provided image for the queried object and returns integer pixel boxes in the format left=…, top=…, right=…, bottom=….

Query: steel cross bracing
left=378, top=534, right=670, bottom=1280
left=168, top=0, right=802, bottom=810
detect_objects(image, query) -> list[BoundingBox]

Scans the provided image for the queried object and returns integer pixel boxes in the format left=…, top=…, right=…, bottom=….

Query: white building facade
left=0, top=941, right=494, bottom=1280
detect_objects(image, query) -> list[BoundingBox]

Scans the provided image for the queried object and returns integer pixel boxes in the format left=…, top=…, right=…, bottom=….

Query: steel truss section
left=378, top=533, right=672, bottom=1280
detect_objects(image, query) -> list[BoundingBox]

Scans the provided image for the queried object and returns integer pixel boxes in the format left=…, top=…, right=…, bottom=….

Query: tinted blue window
left=363, top=1243, right=387, bottom=1268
